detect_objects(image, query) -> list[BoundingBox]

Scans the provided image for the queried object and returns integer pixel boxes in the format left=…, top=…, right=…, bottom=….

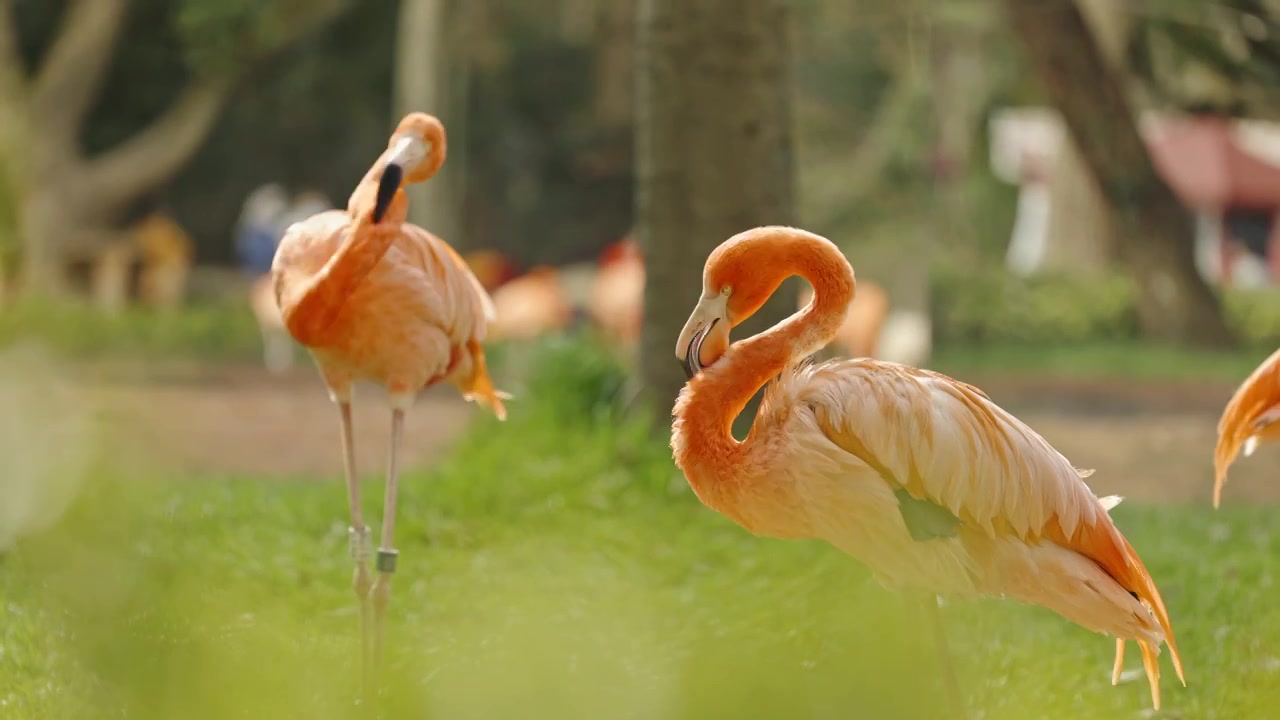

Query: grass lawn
left=2, top=335, right=1276, bottom=719
left=3, top=365, right=1278, bottom=720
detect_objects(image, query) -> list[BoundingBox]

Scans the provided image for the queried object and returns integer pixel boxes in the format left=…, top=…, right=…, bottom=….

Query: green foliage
left=4, top=364, right=1280, bottom=717
left=932, top=267, right=1139, bottom=345
left=519, top=332, right=633, bottom=424
left=1222, top=287, right=1280, bottom=349
left=175, top=0, right=345, bottom=79
left=932, top=341, right=1267, bottom=383
left=0, top=298, right=262, bottom=362
left=934, top=264, right=1280, bottom=352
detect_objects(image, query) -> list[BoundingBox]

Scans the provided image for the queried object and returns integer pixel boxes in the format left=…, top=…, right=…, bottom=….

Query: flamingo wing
left=388, top=224, right=498, bottom=343
left=772, top=359, right=1183, bottom=696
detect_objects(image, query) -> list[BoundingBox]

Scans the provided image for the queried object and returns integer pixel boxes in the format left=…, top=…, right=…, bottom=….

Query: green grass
left=0, top=297, right=262, bottom=363
left=1, top=339, right=1276, bottom=719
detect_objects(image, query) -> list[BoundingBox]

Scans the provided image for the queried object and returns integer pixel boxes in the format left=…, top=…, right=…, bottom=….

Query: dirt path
left=73, top=363, right=1277, bottom=505
left=84, top=363, right=476, bottom=481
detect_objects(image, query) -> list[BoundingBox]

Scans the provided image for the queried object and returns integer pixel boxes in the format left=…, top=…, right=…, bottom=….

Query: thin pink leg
left=368, top=407, right=404, bottom=686
left=339, top=401, right=374, bottom=698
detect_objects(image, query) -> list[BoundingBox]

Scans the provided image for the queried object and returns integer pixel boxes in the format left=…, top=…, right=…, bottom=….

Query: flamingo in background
left=798, top=280, right=889, bottom=358
left=463, top=249, right=521, bottom=292
left=589, top=236, right=644, bottom=348
left=488, top=266, right=578, bottom=341
left=1213, top=347, right=1280, bottom=507
left=272, top=112, right=509, bottom=694
left=671, top=226, right=1184, bottom=713
left=463, top=250, right=581, bottom=341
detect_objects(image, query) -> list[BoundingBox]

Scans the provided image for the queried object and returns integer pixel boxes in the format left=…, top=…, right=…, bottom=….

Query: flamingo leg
left=368, top=406, right=405, bottom=690
left=918, top=593, right=968, bottom=720
left=338, top=400, right=375, bottom=699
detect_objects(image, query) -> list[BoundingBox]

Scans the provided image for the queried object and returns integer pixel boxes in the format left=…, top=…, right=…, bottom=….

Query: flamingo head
left=373, top=113, right=447, bottom=222
left=676, top=226, right=836, bottom=379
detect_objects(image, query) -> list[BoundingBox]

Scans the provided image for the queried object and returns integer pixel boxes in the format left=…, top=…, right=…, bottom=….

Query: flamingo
left=271, top=112, right=510, bottom=693
left=798, top=280, right=889, bottom=359
left=463, top=249, right=521, bottom=292
left=671, top=226, right=1185, bottom=713
left=488, top=266, right=578, bottom=342
left=1213, top=347, right=1280, bottom=507
left=589, top=237, right=644, bottom=348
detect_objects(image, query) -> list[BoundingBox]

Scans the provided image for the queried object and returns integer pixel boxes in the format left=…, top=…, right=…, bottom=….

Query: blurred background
left=3, top=0, right=1280, bottom=718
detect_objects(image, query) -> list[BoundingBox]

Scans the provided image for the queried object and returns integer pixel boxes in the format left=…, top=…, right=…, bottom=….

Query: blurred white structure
left=990, top=107, right=1280, bottom=287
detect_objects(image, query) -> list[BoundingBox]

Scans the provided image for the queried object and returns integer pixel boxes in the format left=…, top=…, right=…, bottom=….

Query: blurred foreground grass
left=2, top=339, right=1277, bottom=720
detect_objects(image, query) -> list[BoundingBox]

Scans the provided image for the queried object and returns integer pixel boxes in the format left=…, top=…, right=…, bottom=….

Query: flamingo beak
left=676, top=293, right=729, bottom=379
left=680, top=319, right=719, bottom=379
left=373, top=136, right=429, bottom=223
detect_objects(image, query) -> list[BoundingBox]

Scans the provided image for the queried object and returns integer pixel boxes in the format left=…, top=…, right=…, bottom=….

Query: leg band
left=349, top=526, right=373, bottom=562
left=376, top=548, right=398, bottom=574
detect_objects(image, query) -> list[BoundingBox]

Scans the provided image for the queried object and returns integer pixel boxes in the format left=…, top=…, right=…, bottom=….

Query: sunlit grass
left=0, top=297, right=261, bottom=363
left=4, top=452, right=1277, bottom=719
left=3, top=337, right=1277, bottom=719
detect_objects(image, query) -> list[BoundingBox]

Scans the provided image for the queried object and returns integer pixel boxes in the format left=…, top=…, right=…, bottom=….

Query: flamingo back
left=1214, top=346, right=1280, bottom=507
left=272, top=210, right=502, bottom=410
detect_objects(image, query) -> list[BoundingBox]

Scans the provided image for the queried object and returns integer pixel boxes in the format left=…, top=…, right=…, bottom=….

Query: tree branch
left=251, top=0, right=354, bottom=62
left=77, top=74, right=234, bottom=218
left=30, top=0, right=129, bottom=145
left=807, top=54, right=926, bottom=225
left=0, top=0, right=24, bottom=92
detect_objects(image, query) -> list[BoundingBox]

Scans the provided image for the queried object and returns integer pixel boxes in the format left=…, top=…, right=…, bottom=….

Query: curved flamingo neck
left=672, top=231, right=855, bottom=486
left=283, top=157, right=415, bottom=346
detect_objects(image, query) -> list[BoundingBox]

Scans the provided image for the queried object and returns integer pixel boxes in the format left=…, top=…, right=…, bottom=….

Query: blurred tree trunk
left=594, top=0, right=635, bottom=131
left=0, top=0, right=349, bottom=300
left=928, top=4, right=990, bottom=250
left=396, top=0, right=471, bottom=248
left=636, top=0, right=797, bottom=434
left=1040, top=0, right=1132, bottom=274
left=1004, top=0, right=1234, bottom=347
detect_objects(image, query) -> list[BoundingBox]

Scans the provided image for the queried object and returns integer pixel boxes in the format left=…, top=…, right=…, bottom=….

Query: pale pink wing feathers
left=795, top=361, right=1107, bottom=540
left=393, top=223, right=497, bottom=343
left=764, top=359, right=1182, bottom=702
left=273, top=209, right=495, bottom=348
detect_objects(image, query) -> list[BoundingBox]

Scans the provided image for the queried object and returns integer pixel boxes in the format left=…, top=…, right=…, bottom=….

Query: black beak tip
left=373, top=163, right=403, bottom=223
left=681, top=353, right=697, bottom=380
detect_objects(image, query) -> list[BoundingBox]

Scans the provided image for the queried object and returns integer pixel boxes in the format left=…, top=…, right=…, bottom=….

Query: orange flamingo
left=271, top=112, right=509, bottom=692
left=671, top=226, right=1184, bottom=712
left=1213, top=347, right=1280, bottom=507
left=463, top=249, right=521, bottom=292
left=589, top=237, right=644, bottom=347
left=488, top=266, right=578, bottom=341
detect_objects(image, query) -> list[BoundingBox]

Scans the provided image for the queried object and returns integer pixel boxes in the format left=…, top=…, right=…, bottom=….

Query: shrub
left=933, top=265, right=1280, bottom=350
left=0, top=297, right=262, bottom=362
left=932, top=267, right=1138, bottom=345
